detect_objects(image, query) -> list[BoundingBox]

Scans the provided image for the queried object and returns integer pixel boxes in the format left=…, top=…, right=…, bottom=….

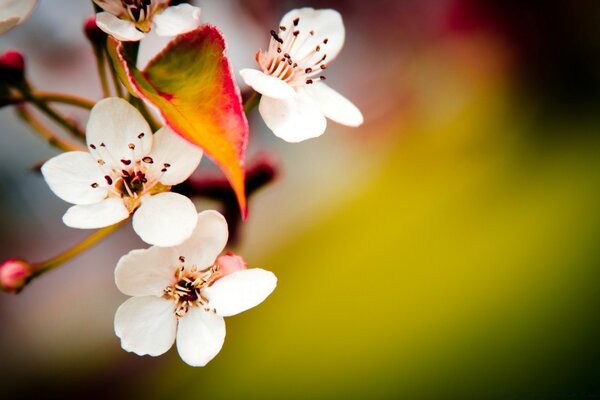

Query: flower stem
left=129, top=95, right=161, bottom=131
left=15, top=105, right=83, bottom=152
left=31, top=221, right=126, bottom=278
left=93, top=46, right=111, bottom=98
left=29, top=97, right=86, bottom=138
left=243, top=91, right=261, bottom=114
left=32, top=92, right=95, bottom=109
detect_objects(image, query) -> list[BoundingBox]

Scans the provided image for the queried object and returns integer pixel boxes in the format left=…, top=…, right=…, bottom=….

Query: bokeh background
left=2, top=0, right=600, bottom=398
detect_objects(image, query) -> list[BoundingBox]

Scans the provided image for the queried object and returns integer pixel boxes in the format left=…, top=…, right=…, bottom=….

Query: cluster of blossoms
left=0, top=1, right=362, bottom=366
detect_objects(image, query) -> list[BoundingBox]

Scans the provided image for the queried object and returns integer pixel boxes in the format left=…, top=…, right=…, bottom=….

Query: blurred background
left=2, top=0, right=600, bottom=398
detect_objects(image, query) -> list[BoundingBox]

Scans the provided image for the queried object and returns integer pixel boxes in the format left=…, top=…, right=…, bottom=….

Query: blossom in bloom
left=41, top=97, right=203, bottom=247
left=240, top=7, right=363, bottom=143
left=93, top=0, right=201, bottom=42
left=114, top=210, right=277, bottom=366
left=0, top=0, right=36, bottom=35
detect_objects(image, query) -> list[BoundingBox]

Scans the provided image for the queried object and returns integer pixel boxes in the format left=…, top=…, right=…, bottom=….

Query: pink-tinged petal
left=304, top=82, right=364, bottom=127
left=92, top=0, right=124, bottom=16
left=176, top=308, right=225, bottom=367
left=147, top=126, right=203, bottom=186
left=132, top=192, right=197, bottom=247
left=279, top=8, right=345, bottom=62
left=258, top=90, right=326, bottom=142
left=215, top=253, right=247, bottom=277
left=86, top=98, right=152, bottom=164
left=176, top=210, right=228, bottom=270
left=153, top=4, right=201, bottom=37
left=0, top=17, right=19, bottom=35
left=41, top=151, right=108, bottom=205
left=63, top=198, right=129, bottom=229
left=95, top=12, right=145, bottom=42
left=115, top=246, right=179, bottom=297
left=107, top=26, right=249, bottom=217
left=239, top=69, right=295, bottom=99
left=203, top=268, right=277, bottom=317
left=114, top=296, right=177, bottom=357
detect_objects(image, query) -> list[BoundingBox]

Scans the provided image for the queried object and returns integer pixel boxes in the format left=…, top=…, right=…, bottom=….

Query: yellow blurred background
left=2, top=1, right=600, bottom=398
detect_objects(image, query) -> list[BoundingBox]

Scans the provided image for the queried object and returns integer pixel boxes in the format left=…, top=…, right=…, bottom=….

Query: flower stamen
left=164, top=264, right=220, bottom=318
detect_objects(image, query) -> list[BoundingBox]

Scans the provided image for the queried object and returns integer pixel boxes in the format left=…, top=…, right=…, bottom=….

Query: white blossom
left=94, top=0, right=201, bottom=42
left=41, top=97, right=203, bottom=247
left=114, top=211, right=277, bottom=366
left=240, top=7, right=363, bottom=142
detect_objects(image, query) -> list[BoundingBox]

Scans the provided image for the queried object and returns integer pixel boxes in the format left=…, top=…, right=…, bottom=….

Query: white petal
left=0, top=17, right=18, bottom=34
left=175, top=210, right=228, bottom=269
left=153, top=4, right=201, bottom=37
left=95, top=11, right=145, bottom=42
left=239, top=69, right=295, bottom=99
left=86, top=97, right=153, bottom=166
left=115, top=246, right=179, bottom=297
left=146, top=126, right=203, bottom=186
left=0, top=0, right=36, bottom=24
left=258, top=90, right=326, bottom=142
left=114, top=296, right=177, bottom=357
left=132, top=192, right=197, bottom=247
left=203, top=269, right=277, bottom=317
left=304, top=82, right=363, bottom=127
left=63, top=198, right=129, bottom=229
left=41, top=151, right=108, bottom=205
left=280, top=8, right=345, bottom=62
left=176, top=308, right=225, bottom=367
left=92, top=0, right=124, bottom=16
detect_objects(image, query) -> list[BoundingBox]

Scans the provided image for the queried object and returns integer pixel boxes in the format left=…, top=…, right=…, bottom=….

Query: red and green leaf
left=108, top=26, right=249, bottom=216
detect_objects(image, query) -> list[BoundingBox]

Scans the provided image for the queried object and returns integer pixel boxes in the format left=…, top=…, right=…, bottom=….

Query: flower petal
left=86, top=98, right=153, bottom=166
left=114, top=296, right=177, bottom=357
left=0, top=17, right=18, bottom=35
left=95, top=12, right=145, bottom=42
left=258, top=90, right=326, bottom=142
left=0, top=0, right=36, bottom=24
left=175, top=210, right=228, bottom=270
left=92, top=0, right=124, bottom=16
left=132, top=192, right=197, bottom=247
left=63, top=198, right=129, bottom=229
left=153, top=4, right=201, bottom=37
left=304, top=82, right=363, bottom=127
left=176, top=308, right=225, bottom=367
left=41, top=151, right=108, bottom=205
left=239, top=69, right=296, bottom=99
left=115, top=246, right=179, bottom=297
left=203, top=269, right=277, bottom=317
left=280, top=8, right=345, bottom=62
left=146, top=126, right=203, bottom=186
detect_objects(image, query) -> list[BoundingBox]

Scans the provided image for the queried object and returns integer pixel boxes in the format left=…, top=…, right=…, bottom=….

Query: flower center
left=163, top=261, right=221, bottom=318
left=120, top=0, right=166, bottom=32
left=258, top=16, right=329, bottom=87
left=87, top=133, right=172, bottom=212
left=122, top=0, right=151, bottom=21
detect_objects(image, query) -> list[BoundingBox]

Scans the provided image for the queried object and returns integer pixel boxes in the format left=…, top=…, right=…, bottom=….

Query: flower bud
left=0, top=258, right=33, bottom=293
left=215, top=252, right=247, bottom=277
left=84, top=16, right=106, bottom=45
left=0, top=50, right=25, bottom=83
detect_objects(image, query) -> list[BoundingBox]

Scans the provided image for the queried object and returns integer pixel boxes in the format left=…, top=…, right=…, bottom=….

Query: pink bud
left=83, top=16, right=106, bottom=44
left=0, top=50, right=25, bottom=81
left=0, top=258, right=33, bottom=293
left=215, top=252, right=247, bottom=277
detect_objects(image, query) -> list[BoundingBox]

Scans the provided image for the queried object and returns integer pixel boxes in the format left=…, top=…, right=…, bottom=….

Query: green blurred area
left=120, top=55, right=600, bottom=399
